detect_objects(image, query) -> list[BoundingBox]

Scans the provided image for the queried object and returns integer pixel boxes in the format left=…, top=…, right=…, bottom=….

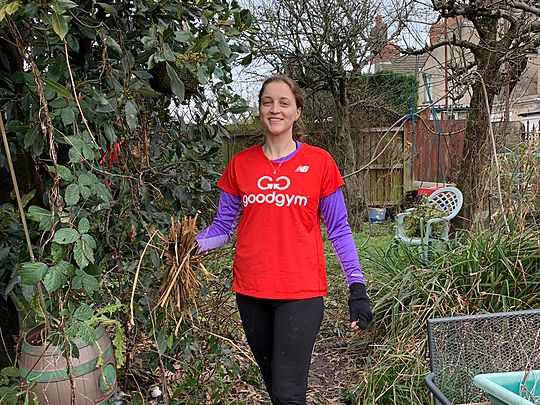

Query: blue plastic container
left=368, top=207, right=386, bottom=223
left=473, top=370, right=540, bottom=405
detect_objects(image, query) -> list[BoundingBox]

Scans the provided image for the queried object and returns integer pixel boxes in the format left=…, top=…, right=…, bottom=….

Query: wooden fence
left=523, top=124, right=540, bottom=146
left=403, top=113, right=467, bottom=190
left=223, top=117, right=469, bottom=208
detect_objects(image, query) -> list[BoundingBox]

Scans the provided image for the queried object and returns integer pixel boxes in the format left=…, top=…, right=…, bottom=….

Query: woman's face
left=259, top=81, right=301, bottom=139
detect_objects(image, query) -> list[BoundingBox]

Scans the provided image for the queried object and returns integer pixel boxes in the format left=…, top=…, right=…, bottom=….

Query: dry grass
left=157, top=216, right=207, bottom=317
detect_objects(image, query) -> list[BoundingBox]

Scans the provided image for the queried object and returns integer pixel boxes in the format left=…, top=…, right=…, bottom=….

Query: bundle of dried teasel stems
left=157, top=215, right=206, bottom=316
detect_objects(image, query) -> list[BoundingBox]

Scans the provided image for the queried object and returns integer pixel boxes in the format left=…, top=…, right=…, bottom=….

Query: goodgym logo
left=243, top=176, right=308, bottom=208
left=257, top=176, right=290, bottom=190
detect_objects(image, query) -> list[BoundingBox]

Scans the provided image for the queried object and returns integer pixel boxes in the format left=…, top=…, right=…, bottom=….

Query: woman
left=196, top=75, right=371, bottom=404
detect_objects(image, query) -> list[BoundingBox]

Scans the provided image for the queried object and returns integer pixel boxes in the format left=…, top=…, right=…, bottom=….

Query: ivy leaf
left=23, top=125, right=45, bottom=155
left=65, top=183, right=80, bottom=206
left=43, top=265, right=67, bottom=293
left=43, top=78, right=72, bottom=99
left=165, top=63, right=185, bottom=101
left=67, top=137, right=84, bottom=163
left=92, top=182, right=112, bottom=202
left=72, top=271, right=83, bottom=289
left=79, top=184, right=91, bottom=199
left=53, top=228, right=80, bottom=245
left=74, top=303, right=94, bottom=321
left=51, top=11, right=69, bottom=40
left=78, top=173, right=94, bottom=186
left=6, top=120, right=28, bottom=132
left=20, top=262, right=48, bottom=285
left=73, top=240, right=89, bottom=269
left=26, top=206, right=51, bottom=223
left=66, top=321, right=80, bottom=342
left=50, top=243, right=67, bottom=261
left=82, top=273, right=100, bottom=293
left=24, top=126, right=41, bottom=149
left=81, top=233, right=97, bottom=249
left=56, top=260, right=76, bottom=277
left=82, top=144, right=95, bottom=160
left=78, top=217, right=90, bottom=234
left=61, top=107, right=76, bottom=125
left=125, top=100, right=138, bottom=130
left=57, top=165, right=74, bottom=181
left=74, top=234, right=95, bottom=269
left=1, top=366, right=19, bottom=378
left=78, top=322, right=97, bottom=345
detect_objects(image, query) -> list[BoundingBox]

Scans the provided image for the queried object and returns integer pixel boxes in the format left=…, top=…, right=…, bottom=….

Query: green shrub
left=403, top=196, right=446, bottom=237
left=351, top=222, right=540, bottom=404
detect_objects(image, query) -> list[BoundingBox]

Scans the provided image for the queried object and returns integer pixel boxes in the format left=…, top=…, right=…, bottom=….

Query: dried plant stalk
left=157, top=215, right=205, bottom=316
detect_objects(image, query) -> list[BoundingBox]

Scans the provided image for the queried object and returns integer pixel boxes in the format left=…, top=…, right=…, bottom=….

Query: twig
left=146, top=302, right=170, bottom=405
left=7, top=19, right=62, bottom=248
left=203, top=329, right=258, bottom=367
left=129, top=230, right=159, bottom=326
left=0, top=327, right=12, bottom=365
left=473, top=71, right=509, bottom=232
left=0, top=115, right=35, bottom=262
left=63, top=41, right=98, bottom=147
left=0, top=113, right=51, bottom=333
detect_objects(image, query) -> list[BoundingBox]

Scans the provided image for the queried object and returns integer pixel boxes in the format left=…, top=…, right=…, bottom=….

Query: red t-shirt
left=217, top=143, right=345, bottom=299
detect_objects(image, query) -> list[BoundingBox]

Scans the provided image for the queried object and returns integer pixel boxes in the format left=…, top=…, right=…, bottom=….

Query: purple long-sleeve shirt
left=196, top=143, right=365, bottom=286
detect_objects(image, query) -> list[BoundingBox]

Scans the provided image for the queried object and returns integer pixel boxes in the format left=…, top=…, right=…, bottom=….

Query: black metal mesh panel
left=427, top=310, right=540, bottom=404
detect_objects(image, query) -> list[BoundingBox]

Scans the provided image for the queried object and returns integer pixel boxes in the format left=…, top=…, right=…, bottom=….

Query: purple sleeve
left=320, top=188, right=365, bottom=285
left=196, top=191, right=241, bottom=253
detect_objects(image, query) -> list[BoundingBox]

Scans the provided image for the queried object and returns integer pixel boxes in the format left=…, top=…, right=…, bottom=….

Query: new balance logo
left=295, top=165, right=310, bottom=173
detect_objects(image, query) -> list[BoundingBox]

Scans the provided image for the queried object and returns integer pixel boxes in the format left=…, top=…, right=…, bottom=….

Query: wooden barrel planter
left=19, top=324, right=117, bottom=405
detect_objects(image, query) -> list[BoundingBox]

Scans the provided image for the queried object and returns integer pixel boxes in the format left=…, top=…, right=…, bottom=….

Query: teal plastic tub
left=473, top=370, right=540, bottom=405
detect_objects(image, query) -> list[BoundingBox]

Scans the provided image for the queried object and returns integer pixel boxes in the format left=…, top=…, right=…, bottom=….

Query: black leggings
left=236, top=293, right=324, bottom=405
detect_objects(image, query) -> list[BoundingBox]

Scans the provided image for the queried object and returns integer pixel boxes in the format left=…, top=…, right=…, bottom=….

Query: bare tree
left=409, top=0, right=540, bottom=228
left=250, top=0, right=412, bottom=225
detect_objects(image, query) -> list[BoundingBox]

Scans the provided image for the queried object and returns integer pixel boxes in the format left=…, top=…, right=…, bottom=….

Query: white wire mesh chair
left=394, top=186, right=463, bottom=258
left=425, top=309, right=540, bottom=405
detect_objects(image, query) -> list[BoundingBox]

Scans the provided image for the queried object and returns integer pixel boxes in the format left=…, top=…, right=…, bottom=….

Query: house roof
left=379, top=54, right=429, bottom=75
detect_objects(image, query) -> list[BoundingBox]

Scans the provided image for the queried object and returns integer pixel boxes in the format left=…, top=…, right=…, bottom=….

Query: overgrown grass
left=346, top=220, right=540, bottom=404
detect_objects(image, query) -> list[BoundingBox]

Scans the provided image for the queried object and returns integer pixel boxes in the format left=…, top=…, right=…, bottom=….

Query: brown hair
left=258, top=75, right=306, bottom=141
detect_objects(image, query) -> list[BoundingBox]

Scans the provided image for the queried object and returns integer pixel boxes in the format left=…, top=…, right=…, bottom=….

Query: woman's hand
left=348, top=283, right=372, bottom=330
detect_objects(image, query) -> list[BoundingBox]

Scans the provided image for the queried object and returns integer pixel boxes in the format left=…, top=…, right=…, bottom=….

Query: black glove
left=348, top=283, right=372, bottom=330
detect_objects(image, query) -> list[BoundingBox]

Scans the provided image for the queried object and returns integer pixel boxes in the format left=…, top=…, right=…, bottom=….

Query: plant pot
left=19, top=324, right=117, bottom=405
left=473, top=370, right=540, bottom=405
